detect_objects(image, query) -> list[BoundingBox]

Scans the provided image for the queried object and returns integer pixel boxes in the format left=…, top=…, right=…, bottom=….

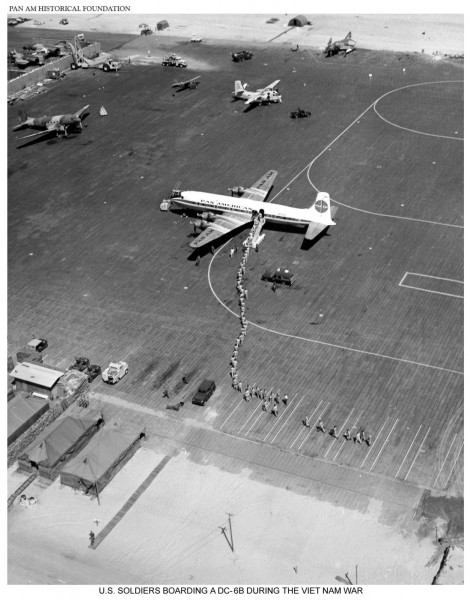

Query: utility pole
left=226, top=512, right=234, bottom=553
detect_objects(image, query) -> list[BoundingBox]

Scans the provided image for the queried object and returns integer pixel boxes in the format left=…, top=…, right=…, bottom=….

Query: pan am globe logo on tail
left=314, top=192, right=330, bottom=213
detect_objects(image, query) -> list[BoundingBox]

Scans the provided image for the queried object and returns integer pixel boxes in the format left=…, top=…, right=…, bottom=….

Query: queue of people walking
left=228, top=215, right=372, bottom=447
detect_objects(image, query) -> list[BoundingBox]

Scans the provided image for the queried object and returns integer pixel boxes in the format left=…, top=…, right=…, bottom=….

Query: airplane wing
left=240, top=170, right=278, bottom=201
left=18, top=128, right=59, bottom=140
left=171, top=81, right=184, bottom=88
left=261, top=79, right=280, bottom=92
left=73, top=104, right=89, bottom=119
left=190, top=213, right=252, bottom=249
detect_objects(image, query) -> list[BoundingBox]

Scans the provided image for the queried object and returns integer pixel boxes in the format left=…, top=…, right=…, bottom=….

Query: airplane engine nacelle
left=229, top=186, right=245, bottom=197
left=199, top=211, right=215, bottom=221
left=194, top=219, right=209, bottom=230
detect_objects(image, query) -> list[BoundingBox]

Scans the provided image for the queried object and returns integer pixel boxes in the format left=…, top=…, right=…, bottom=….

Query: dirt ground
left=16, top=12, right=464, bottom=56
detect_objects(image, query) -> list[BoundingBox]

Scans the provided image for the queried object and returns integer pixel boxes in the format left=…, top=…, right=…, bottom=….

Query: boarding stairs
left=248, top=216, right=266, bottom=248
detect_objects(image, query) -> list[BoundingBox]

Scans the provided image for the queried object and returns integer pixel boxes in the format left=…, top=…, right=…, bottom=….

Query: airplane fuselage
left=172, top=191, right=334, bottom=228
left=25, top=114, right=80, bottom=130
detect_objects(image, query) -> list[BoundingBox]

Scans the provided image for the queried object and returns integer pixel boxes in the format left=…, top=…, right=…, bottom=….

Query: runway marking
left=268, top=79, right=463, bottom=229
left=297, top=401, right=330, bottom=451
left=289, top=400, right=324, bottom=449
left=359, top=417, right=389, bottom=469
left=332, top=409, right=364, bottom=462
left=237, top=393, right=270, bottom=435
left=261, top=393, right=298, bottom=441
left=395, top=424, right=422, bottom=479
left=245, top=409, right=264, bottom=437
left=369, top=419, right=399, bottom=471
left=445, top=439, right=464, bottom=487
left=324, top=406, right=356, bottom=458
left=432, top=434, right=457, bottom=488
left=404, top=426, right=431, bottom=481
left=373, top=103, right=464, bottom=140
left=267, top=393, right=302, bottom=443
left=398, top=272, right=464, bottom=299
left=219, top=395, right=244, bottom=430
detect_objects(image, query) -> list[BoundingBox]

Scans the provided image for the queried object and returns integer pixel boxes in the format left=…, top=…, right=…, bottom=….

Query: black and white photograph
left=5, top=1, right=464, bottom=591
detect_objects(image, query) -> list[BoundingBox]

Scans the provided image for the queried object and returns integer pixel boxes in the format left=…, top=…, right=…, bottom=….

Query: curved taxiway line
left=206, top=80, right=463, bottom=375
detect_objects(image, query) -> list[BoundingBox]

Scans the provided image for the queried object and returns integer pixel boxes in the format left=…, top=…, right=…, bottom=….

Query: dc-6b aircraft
left=171, top=76, right=201, bottom=90
left=324, top=32, right=356, bottom=56
left=12, top=105, right=89, bottom=140
left=232, top=80, right=282, bottom=105
left=160, top=170, right=336, bottom=249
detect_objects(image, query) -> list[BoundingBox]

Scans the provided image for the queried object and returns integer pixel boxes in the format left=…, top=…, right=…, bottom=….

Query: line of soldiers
left=229, top=215, right=264, bottom=394
left=303, top=417, right=372, bottom=446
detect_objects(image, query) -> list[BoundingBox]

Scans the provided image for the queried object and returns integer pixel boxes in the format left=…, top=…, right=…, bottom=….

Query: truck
left=102, top=361, right=128, bottom=384
left=162, top=54, right=187, bottom=68
left=71, top=56, right=121, bottom=71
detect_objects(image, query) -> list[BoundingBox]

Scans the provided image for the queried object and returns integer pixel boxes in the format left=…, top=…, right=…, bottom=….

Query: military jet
left=13, top=105, right=89, bottom=140
left=171, top=76, right=201, bottom=91
left=232, top=80, right=282, bottom=105
left=324, top=32, right=356, bottom=57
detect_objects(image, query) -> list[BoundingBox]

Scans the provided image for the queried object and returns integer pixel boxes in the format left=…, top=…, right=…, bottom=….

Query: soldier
left=272, top=404, right=278, bottom=417
left=344, top=428, right=351, bottom=441
left=354, top=431, right=362, bottom=444
left=365, top=434, right=372, bottom=446
left=330, top=425, right=339, bottom=439
left=303, top=416, right=311, bottom=428
left=316, top=419, right=326, bottom=433
left=89, top=531, right=95, bottom=547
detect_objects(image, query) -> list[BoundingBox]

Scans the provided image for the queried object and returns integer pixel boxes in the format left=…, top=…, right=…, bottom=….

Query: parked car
left=231, top=50, right=253, bottom=62
left=192, top=379, right=216, bottom=406
left=261, top=268, right=296, bottom=286
left=26, top=338, right=48, bottom=352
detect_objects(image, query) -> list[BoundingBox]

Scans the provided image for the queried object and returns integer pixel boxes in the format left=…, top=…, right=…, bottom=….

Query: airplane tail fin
left=13, top=110, right=29, bottom=131
left=345, top=31, right=352, bottom=40
left=234, top=80, right=245, bottom=95
left=304, top=192, right=336, bottom=240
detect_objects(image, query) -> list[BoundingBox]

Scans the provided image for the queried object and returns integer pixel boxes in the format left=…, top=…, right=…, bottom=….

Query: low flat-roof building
left=9, top=362, right=64, bottom=400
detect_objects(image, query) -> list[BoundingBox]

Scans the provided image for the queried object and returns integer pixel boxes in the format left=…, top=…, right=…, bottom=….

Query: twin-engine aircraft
left=171, top=76, right=201, bottom=91
left=161, top=170, right=337, bottom=249
left=12, top=105, right=89, bottom=140
left=232, top=80, right=282, bottom=105
left=324, top=32, right=356, bottom=56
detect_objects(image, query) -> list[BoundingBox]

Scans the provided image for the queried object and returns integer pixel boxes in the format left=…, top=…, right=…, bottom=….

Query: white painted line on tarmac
left=359, top=417, right=389, bottom=470
left=395, top=424, right=422, bottom=479
left=245, top=411, right=263, bottom=437
left=324, top=406, right=356, bottom=459
left=404, top=427, right=431, bottom=481
left=266, top=393, right=301, bottom=443
left=219, top=397, right=244, bottom=430
left=369, top=419, right=399, bottom=471
left=297, top=401, right=331, bottom=451
left=432, top=434, right=457, bottom=488
left=238, top=387, right=274, bottom=435
left=289, top=399, right=324, bottom=450
left=445, top=439, right=464, bottom=487
left=332, top=409, right=364, bottom=462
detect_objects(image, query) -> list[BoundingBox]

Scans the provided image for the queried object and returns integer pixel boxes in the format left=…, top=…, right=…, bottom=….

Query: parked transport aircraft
left=160, top=170, right=336, bottom=249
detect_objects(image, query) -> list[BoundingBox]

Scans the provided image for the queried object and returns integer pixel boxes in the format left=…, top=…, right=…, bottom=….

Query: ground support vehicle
left=261, top=268, right=296, bottom=286
left=231, top=50, right=253, bottom=61
left=102, top=361, right=128, bottom=384
left=71, top=57, right=121, bottom=71
left=290, top=108, right=311, bottom=118
left=191, top=36, right=202, bottom=43
left=141, top=27, right=153, bottom=35
left=162, top=55, right=187, bottom=68
left=192, top=380, right=216, bottom=406
left=27, top=338, right=48, bottom=352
